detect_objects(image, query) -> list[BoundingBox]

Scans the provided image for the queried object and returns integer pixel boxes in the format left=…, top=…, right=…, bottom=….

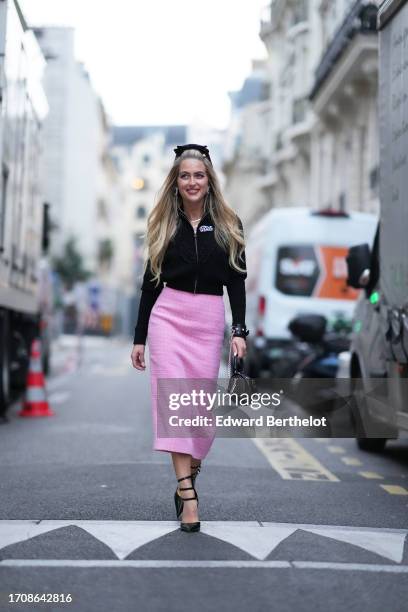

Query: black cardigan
left=133, top=207, right=247, bottom=345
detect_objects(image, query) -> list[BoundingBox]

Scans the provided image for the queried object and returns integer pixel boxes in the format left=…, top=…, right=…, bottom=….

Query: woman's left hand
left=232, top=336, right=247, bottom=359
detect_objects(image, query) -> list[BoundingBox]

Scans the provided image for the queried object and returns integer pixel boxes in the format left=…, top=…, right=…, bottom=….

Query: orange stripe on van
left=315, top=246, right=360, bottom=300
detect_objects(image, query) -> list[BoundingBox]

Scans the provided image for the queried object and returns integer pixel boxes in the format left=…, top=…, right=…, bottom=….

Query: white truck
left=345, top=0, right=408, bottom=450
left=0, top=1, right=51, bottom=416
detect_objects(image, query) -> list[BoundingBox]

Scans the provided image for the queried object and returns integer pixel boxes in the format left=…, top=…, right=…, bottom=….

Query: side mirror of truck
left=345, top=244, right=371, bottom=289
left=288, top=314, right=327, bottom=344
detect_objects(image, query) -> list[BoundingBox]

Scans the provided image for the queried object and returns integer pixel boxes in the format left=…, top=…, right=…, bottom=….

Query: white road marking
left=253, top=438, right=339, bottom=481
left=76, top=522, right=177, bottom=560
left=1, top=560, right=408, bottom=572
left=0, top=523, right=61, bottom=551
left=0, top=521, right=406, bottom=563
left=302, top=526, right=405, bottom=563
left=341, top=457, right=362, bottom=466
left=200, top=522, right=297, bottom=560
left=380, top=485, right=408, bottom=495
left=359, top=472, right=384, bottom=479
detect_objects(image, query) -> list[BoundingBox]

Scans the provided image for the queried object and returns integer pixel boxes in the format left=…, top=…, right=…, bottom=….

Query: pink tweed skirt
left=147, top=285, right=225, bottom=460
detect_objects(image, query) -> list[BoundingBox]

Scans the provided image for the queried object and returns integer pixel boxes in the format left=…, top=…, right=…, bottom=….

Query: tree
left=52, top=237, right=91, bottom=290
left=98, top=238, right=114, bottom=267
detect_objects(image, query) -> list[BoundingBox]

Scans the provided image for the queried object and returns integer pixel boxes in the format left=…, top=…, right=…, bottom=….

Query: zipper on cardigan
left=193, top=228, right=198, bottom=294
left=178, top=207, right=202, bottom=294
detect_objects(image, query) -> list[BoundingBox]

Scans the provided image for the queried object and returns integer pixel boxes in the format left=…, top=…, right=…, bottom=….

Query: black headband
left=174, top=143, right=213, bottom=166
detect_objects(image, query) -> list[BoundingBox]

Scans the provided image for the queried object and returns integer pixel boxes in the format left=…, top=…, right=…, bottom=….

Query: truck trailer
left=0, top=0, right=50, bottom=416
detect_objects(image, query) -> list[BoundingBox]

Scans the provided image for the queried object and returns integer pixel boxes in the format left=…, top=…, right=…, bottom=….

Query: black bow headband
left=174, top=144, right=213, bottom=166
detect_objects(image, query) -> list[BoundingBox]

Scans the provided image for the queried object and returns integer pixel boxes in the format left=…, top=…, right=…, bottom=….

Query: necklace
left=190, top=217, right=201, bottom=223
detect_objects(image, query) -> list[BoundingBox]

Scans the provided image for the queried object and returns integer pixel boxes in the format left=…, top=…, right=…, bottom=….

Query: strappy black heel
left=191, top=463, right=201, bottom=488
left=174, top=474, right=200, bottom=533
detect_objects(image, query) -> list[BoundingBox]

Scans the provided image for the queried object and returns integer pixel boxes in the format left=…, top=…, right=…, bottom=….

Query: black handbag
left=226, top=339, right=258, bottom=401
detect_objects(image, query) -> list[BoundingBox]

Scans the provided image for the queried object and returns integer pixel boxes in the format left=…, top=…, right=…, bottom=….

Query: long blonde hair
left=142, top=148, right=246, bottom=287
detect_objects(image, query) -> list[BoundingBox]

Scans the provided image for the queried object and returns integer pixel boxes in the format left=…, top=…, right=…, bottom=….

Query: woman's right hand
left=131, top=344, right=146, bottom=370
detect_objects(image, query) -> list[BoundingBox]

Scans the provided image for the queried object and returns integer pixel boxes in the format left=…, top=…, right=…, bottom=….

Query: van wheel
left=357, top=438, right=387, bottom=452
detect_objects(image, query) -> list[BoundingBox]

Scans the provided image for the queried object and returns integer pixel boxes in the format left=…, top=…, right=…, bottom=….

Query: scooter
left=287, top=313, right=350, bottom=378
left=284, top=314, right=351, bottom=413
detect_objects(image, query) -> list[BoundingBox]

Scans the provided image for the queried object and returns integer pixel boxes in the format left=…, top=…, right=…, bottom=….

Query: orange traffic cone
left=19, top=338, right=54, bottom=417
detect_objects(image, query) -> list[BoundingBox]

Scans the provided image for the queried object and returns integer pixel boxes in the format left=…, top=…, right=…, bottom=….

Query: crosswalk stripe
left=0, top=521, right=406, bottom=563
left=302, top=526, right=406, bottom=563
left=1, top=560, right=408, bottom=572
left=0, top=523, right=61, bottom=551
left=73, top=522, right=177, bottom=560
left=200, top=523, right=297, bottom=560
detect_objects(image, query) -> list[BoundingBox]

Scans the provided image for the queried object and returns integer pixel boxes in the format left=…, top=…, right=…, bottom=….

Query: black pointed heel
left=174, top=474, right=200, bottom=533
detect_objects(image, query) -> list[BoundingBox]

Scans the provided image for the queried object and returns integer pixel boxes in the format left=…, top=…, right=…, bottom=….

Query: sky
left=20, top=0, right=268, bottom=129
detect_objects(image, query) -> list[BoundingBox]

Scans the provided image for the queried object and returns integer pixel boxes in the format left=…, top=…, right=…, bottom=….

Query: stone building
left=224, top=0, right=380, bottom=226
left=310, top=0, right=379, bottom=213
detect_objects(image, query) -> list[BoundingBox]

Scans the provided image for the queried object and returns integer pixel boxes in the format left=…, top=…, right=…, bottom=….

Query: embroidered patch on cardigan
left=199, top=225, right=214, bottom=232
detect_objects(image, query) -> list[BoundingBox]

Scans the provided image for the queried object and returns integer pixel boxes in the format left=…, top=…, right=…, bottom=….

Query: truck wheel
left=356, top=438, right=387, bottom=452
left=350, top=364, right=391, bottom=453
left=0, top=311, right=11, bottom=416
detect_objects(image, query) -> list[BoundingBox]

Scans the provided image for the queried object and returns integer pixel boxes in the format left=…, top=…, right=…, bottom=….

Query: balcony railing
left=310, top=0, right=378, bottom=100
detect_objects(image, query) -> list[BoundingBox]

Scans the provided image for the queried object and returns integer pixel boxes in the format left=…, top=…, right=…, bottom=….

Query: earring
left=174, top=187, right=178, bottom=197
left=207, top=187, right=210, bottom=194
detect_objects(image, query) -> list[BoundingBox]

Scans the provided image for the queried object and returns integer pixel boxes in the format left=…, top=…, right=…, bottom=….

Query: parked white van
left=244, top=207, right=377, bottom=377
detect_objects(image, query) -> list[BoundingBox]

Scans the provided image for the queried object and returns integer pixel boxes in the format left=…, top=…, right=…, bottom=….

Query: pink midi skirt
left=147, top=285, right=225, bottom=460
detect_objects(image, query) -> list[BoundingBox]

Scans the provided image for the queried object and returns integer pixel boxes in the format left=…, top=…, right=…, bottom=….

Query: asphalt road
left=0, top=335, right=407, bottom=612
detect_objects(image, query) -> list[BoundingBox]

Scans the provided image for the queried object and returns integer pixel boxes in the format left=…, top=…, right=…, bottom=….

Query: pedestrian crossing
left=0, top=521, right=406, bottom=565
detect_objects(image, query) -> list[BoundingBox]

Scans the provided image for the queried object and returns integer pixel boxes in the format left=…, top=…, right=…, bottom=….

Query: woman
left=131, top=144, right=249, bottom=532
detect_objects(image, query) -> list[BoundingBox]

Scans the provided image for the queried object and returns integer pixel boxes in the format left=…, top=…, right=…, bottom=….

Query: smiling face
left=177, top=158, right=209, bottom=207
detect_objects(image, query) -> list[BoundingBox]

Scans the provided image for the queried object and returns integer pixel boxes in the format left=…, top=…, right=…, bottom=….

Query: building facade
left=34, top=27, right=113, bottom=271
left=310, top=0, right=379, bottom=213
left=257, top=0, right=320, bottom=213
left=224, top=0, right=380, bottom=226
left=222, top=59, right=271, bottom=226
